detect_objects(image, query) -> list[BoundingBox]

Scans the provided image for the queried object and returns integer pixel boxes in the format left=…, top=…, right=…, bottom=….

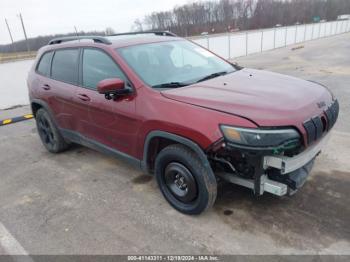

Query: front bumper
left=214, top=132, right=331, bottom=197
left=263, top=132, right=331, bottom=174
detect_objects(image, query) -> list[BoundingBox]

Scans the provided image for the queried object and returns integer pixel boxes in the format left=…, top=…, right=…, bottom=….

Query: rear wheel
left=35, top=108, right=70, bottom=153
left=155, top=144, right=217, bottom=215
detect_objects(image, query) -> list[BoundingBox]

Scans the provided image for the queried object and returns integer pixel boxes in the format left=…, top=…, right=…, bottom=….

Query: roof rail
left=48, top=36, right=111, bottom=45
left=108, top=31, right=178, bottom=37
left=48, top=31, right=178, bottom=45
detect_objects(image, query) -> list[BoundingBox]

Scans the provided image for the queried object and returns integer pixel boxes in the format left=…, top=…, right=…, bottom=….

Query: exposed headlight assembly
left=220, top=125, right=300, bottom=148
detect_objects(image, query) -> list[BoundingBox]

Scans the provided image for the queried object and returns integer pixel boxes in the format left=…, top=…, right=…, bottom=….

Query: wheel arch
left=141, top=131, right=214, bottom=176
left=31, top=102, right=42, bottom=117
left=30, top=99, right=58, bottom=125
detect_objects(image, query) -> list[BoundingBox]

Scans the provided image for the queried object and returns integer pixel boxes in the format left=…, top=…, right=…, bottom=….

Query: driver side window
left=82, top=49, right=126, bottom=90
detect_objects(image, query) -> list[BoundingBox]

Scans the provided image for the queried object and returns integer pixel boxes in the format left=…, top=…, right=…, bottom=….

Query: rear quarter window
left=51, top=49, right=80, bottom=85
left=36, top=51, right=53, bottom=76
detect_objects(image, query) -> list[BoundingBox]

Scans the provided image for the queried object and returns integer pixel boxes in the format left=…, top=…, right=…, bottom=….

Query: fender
left=30, top=99, right=57, bottom=124
left=141, top=130, right=214, bottom=178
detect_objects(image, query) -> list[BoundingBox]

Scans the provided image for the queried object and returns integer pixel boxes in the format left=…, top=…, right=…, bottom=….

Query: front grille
left=303, top=99, right=339, bottom=145
left=325, top=99, right=339, bottom=131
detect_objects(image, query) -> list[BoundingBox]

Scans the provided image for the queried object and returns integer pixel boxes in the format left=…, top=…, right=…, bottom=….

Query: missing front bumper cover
left=263, top=132, right=330, bottom=174
left=213, top=132, right=331, bottom=197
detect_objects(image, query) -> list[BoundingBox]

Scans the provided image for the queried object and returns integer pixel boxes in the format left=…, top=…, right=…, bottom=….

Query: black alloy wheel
left=35, top=108, right=70, bottom=153
left=37, top=114, right=55, bottom=148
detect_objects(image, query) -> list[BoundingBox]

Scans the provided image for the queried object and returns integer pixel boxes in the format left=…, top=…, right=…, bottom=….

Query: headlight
left=220, top=125, right=300, bottom=148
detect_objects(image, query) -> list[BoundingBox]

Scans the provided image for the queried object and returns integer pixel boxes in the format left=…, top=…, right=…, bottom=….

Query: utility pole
left=74, top=26, right=79, bottom=37
left=5, top=18, right=16, bottom=52
left=18, top=13, right=30, bottom=51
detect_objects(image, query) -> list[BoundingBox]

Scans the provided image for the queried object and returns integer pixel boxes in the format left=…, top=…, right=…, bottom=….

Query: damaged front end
left=207, top=126, right=331, bottom=197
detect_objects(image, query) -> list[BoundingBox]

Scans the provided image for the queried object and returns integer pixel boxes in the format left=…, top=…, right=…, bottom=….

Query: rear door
left=74, top=48, right=138, bottom=156
left=48, top=48, right=80, bottom=130
left=34, top=50, right=54, bottom=109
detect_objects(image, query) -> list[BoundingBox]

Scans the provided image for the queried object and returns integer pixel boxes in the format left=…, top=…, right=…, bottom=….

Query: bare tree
left=105, top=27, right=115, bottom=35
left=132, top=19, right=144, bottom=32
left=141, top=0, right=350, bottom=36
left=1, top=0, right=350, bottom=53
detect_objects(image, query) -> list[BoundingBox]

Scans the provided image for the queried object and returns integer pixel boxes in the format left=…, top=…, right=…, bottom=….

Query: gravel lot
left=0, top=33, right=349, bottom=255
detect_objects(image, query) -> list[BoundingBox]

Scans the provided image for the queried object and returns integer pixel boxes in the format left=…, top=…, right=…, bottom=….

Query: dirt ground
left=0, top=33, right=349, bottom=255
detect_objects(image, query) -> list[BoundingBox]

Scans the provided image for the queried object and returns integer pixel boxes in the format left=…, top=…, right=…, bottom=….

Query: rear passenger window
left=37, top=52, right=53, bottom=76
left=82, top=49, right=126, bottom=89
left=51, top=49, right=79, bottom=85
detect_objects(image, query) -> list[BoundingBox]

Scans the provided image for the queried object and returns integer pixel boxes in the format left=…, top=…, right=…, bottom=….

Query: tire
left=155, top=144, right=217, bottom=215
left=35, top=108, right=70, bottom=153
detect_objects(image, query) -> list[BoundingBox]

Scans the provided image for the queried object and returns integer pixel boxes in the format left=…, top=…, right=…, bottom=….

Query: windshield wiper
left=196, top=71, right=228, bottom=83
left=152, top=82, right=189, bottom=88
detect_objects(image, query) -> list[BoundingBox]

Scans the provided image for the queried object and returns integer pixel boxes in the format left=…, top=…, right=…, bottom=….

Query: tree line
left=0, top=30, right=112, bottom=54
left=137, top=0, right=350, bottom=36
left=1, top=0, right=350, bottom=53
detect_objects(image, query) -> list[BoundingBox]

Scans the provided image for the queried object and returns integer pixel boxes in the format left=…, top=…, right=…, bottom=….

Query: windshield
left=117, top=40, right=236, bottom=88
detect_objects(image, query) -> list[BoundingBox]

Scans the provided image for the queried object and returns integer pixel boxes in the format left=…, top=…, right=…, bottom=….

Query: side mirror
left=97, top=78, right=131, bottom=100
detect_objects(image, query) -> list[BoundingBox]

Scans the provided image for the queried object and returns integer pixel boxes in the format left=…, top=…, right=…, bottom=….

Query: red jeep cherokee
left=27, top=32, right=339, bottom=214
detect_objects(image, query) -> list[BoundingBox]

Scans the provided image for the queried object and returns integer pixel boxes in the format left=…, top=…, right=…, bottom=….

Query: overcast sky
left=0, top=0, right=191, bottom=44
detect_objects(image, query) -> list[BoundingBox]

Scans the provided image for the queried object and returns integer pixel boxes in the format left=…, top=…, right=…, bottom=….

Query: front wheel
left=155, top=144, right=217, bottom=215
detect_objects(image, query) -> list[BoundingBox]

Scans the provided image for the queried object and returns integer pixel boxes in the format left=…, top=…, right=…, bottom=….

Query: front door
left=74, top=48, right=139, bottom=157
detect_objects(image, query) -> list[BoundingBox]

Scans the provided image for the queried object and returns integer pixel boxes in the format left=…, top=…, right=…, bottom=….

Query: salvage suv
left=27, top=31, right=339, bottom=214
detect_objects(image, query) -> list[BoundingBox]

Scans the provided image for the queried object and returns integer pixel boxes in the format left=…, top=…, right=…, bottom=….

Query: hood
left=161, top=68, right=333, bottom=127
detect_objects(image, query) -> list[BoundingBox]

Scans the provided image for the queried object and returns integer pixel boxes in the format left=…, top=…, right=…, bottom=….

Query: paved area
left=0, top=33, right=349, bottom=255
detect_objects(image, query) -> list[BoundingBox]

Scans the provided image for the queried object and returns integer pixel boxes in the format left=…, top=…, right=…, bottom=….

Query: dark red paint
left=27, top=36, right=333, bottom=160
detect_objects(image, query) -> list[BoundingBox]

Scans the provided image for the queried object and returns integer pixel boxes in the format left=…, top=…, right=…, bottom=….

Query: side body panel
left=73, top=86, right=139, bottom=157
left=133, top=86, right=257, bottom=160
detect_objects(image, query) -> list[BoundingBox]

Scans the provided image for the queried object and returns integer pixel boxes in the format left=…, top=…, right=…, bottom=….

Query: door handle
left=77, top=94, right=91, bottom=101
left=42, top=84, right=51, bottom=90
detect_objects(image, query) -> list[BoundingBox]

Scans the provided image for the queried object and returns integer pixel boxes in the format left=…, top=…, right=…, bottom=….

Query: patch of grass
left=0, top=51, right=37, bottom=63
